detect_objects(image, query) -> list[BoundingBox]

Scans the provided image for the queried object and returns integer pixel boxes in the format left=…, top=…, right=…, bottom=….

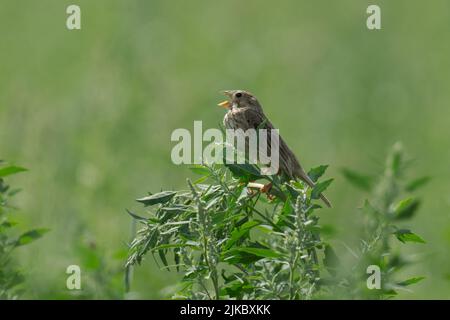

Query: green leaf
left=15, top=228, right=50, bottom=247
left=158, top=249, right=169, bottom=270
left=211, top=211, right=227, bottom=225
left=394, top=229, right=426, bottom=244
left=0, top=220, right=18, bottom=228
left=397, top=276, right=425, bottom=286
left=405, top=176, right=430, bottom=192
left=77, top=245, right=101, bottom=270
left=319, top=224, right=336, bottom=237
left=392, top=198, right=420, bottom=220
left=276, top=200, right=293, bottom=226
left=222, top=279, right=254, bottom=298
left=159, top=205, right=190, bottom=223
left=193, top=175, right=210, bottom=184
left=383, top=289, right=398, bottom=298
left=222, top=246, right=281, bottom=264
left=224, top=221, right=260, bottom=250
left=234, top=247, right=281, bottom=259
left=203, top=185, right=223, bottom=202
left=7, top=188, right=22, bottom=197
left=388, top=142, right=403, bottom=176
left=311, top=179, right=333, bottom=200
left=189, top=165, right=211, bottom=176
left=221, top=250, right=261, bottom=264
left=0, top=220, right=18, bottom=233
left=307, top=165, right=329, bottom=183
left=126, top=209, right=147, bottom=221
left=225, top=163, right=262, bottom=180
left=153, top=243, right=197, bottom=250
left=285, top=183, right=300, bottom=199
left=136, top=191, right=176, bottom=206
left=323, top=244, right=340, bottom=276
left=0, top=166, right=27, bottom=178
left=341, top=168, right=372, bottom=191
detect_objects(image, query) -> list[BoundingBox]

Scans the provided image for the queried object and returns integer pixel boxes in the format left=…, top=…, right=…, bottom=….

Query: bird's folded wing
left=243, top=108, right=294, bottom=177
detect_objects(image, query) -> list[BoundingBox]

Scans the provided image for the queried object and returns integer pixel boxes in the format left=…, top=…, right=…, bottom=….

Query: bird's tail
left=297, top=170, right=332, bottom=208
left=319, top=192, right=332, bottom=208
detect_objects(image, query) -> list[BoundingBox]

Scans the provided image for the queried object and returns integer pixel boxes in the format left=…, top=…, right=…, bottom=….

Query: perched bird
left=218, top=89, right=332, bottom=208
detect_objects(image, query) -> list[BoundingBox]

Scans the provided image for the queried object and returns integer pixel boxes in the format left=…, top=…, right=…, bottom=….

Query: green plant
left=0, top=161, right=49, bottom=299
left=126, top=146, right=333, bottom=299
left=126, top=143, right=426, bottom=299
left=70, top=239, right=126, bottom=299
left=331, top=142, right=427, bottom=299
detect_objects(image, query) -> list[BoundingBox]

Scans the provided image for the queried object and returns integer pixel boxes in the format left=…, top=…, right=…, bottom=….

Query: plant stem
left=289, top=251, right=299, bottom=299
left=188, top=179, right=220, bottom=300
left=124, top=219, right=136, bottom=294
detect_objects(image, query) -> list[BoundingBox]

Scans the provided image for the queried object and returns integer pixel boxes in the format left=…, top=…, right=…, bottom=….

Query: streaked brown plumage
left=219, top=89, right=332, bottom=208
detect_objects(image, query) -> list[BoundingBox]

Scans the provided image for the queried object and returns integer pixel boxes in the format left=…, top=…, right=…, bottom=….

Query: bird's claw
left=261, top=182, right=275, bottom=200
left=260, top=182, right=272, bottom=193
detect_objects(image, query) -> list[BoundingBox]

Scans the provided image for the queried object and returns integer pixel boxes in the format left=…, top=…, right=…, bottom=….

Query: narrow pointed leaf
left=15, top=228, right=50, bottom=247
left=405, top=176, right=430, bottom=192
left=126, top=209, right=147, bottom=222
left=341, top=168, right=373, bottom=191
left=311, top=179, right=333, bottom=200
left=397, top=276, right=425, bottom=286
left=136, top=191, right=176, bottom=206
left=394, top=229, right=426, bottom=244
left=393, top=198, right=420, bottom=220
left=308, top=165, right=329, bottom=183
left=0, top=166, right=27, bottom=178
left=189, top=165, right=211, bottom=176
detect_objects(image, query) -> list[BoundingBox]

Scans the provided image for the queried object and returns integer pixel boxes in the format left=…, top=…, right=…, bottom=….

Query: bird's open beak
left=218, top=100, right=231, bottom=109
left=218, top=90, right=233, bottom=109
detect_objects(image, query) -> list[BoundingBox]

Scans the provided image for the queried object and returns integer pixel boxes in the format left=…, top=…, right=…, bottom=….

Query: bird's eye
left=235, top=92, right=242, bottom=98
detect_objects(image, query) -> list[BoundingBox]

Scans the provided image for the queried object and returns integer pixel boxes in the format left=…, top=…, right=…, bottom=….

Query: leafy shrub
left=126, top=143, right=426, bottom=299
left=331, top=142, right=427, bottom=299
left=0, top=161, right=49, bottom=299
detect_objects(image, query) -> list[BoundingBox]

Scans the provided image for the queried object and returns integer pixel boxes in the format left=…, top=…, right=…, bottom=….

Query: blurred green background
left=0, top=0, right=449, bottom=299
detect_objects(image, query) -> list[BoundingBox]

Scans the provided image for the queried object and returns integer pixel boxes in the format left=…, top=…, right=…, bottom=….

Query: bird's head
left=218, top=90, right=261, bottom=111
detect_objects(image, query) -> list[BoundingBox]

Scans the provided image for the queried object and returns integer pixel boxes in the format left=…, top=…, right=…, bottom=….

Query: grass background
left=0, top=0, right=449, bottom=299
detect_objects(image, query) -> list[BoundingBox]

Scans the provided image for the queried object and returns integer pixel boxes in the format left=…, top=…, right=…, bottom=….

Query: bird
left=217, top=89, right=332, bottom=208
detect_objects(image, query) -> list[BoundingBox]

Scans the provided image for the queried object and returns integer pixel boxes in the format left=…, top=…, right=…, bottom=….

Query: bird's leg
left=260, top=182, right=273, bottom=194
left=261, top=182, right=275, bottom=200
left=246, top=182, right=275, bottom=200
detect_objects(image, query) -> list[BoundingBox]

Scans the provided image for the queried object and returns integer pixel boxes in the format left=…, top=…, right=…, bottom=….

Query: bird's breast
left=223, top=108, right=246, bottom=130
left=223, top=110, right=237, bottom=129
